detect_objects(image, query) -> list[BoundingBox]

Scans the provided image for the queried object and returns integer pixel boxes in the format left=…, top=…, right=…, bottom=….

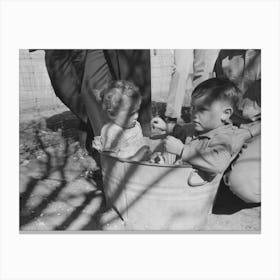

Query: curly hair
left=100, top=80, right=141, bottom=117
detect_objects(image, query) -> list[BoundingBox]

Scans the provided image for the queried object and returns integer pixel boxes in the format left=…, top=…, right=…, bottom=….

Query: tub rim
left=100, top=152, right=192, bottom=168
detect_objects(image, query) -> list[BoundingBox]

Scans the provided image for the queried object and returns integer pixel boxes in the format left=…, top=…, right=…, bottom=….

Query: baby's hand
left=242, top=121, right=261, bottom=137
left=151, top=117, right=167, bottom=131
left=164, top=136, right=184, bottom=156
left=92, top=136, right=103, bottom=152
left=235, top=121, right=261, bottom=149
left=149, top=152, right=165, bottom=164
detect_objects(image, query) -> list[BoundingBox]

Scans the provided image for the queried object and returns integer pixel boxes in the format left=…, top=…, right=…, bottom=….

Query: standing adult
left=164, top=49, right=220, bottom=122
left=106, top=50, right=151, bottom=136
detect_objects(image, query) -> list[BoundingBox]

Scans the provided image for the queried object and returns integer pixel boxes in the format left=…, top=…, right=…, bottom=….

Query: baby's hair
left=192, top=78, right=241, bottom=111
left=100, top=80, right=141, bottom=117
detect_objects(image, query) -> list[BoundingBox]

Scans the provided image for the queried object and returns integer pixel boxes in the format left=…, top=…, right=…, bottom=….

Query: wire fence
left=19, top=50, right=67, bottom=122
left=19, top=49, right=178, bottom=123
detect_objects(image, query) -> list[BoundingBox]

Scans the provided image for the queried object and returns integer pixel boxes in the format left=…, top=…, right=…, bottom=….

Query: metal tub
left=100, top=139, right=222, bottom=230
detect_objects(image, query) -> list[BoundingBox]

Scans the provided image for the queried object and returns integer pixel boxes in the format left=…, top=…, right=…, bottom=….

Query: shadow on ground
left=20, top=120, right=107, bottom=231
left=212, top=180, right=260, bottom=215
left=46, top=110, right=80, bottom=140
left=20, top=108, right=261, bottom=231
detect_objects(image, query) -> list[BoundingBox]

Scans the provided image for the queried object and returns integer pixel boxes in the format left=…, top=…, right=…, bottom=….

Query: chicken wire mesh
left=19, top=49, right=67, bottom=123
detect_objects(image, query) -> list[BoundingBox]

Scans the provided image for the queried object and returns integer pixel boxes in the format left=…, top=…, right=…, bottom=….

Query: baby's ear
left=221, top=107, right=233, bottom=122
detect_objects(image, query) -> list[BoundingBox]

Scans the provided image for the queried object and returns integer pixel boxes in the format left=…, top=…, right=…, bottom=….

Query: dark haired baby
left=151, top=78, right=260, bottom=180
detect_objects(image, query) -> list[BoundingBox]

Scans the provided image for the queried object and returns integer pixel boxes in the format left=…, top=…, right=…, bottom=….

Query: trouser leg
left=193, top=49, right=220, bottom=88
left=114, top=50, right=152, bottom=136
left=81, top=50, right=112, bottom=136
left=45, top=50, right=95, bottom=151
left=165, top=49, right=193, bottom=119
left=45, top=50, right=88, bottom=123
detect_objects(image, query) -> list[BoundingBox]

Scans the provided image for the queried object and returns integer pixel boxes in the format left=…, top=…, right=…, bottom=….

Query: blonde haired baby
left=93, top=80, right=150, bottom=161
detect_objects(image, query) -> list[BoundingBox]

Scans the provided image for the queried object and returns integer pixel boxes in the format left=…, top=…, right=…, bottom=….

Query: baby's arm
left=232, top=121, right=261, bottom=152
left=181, top=140, right=232, bottom=174
left=100, top=123, right=123, bottom=153
left=151, top=117, right=195, bottom=143
left=164, top=135, right=232, bottom=174
left=239, top=120, right=261, bottom=138
left=151, top=117, right=176, bottom=134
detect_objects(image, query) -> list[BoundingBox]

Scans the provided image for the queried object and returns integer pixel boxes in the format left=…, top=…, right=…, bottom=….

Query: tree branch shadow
left=212, top=179, right=260, bottom=215
left=20, top=120, right=108, bottom=230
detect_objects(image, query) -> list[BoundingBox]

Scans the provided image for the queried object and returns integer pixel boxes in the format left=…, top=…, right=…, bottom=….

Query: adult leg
left=45, top=50, right=91, bottom=149
left=226, top=135, right=261, bottom=203
left=80, top=49, right=152, bottom=137
left=81, top=50, right=112, bottom=136
left=45, top=50, right=88, bottom=123
left=113, top=50, right=152, bottom=136
left=165, top=49, right=194, bottom=119
left=193, top=49, right=220, bottom=88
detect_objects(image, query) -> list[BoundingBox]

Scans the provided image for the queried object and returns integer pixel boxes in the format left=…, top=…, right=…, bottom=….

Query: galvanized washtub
left=100, top=138, right=222, bottom=230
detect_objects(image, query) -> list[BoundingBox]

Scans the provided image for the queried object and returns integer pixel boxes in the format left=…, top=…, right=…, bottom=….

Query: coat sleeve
left=181, top=135, right=233, bottom=174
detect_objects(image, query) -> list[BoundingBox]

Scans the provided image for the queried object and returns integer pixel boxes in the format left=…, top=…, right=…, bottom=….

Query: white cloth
left=93, top=121, right=146, bottom=158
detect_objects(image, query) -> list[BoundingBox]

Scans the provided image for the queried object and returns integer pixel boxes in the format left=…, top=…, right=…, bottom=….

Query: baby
left=92, top=80, right=150, bottom=161
left=151, top=78, right=259, bottom=181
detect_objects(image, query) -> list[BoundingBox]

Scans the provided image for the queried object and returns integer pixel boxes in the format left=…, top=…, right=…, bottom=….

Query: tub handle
left=187, top=170, right=208, bottom=187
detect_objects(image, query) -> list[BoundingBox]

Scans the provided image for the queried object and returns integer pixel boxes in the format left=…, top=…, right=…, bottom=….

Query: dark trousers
left=45, top=49, right=151, bottom=138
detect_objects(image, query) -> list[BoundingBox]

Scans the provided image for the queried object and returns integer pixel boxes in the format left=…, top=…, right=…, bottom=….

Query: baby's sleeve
left=100, top=124, right=123, bottom=153
left=182, top=135, right=233, bottom=175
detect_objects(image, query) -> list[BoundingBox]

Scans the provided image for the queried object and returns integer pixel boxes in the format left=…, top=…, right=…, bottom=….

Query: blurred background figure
left=215, top=49, right=261, bottom=203
left=164, top=49, right=220, bottom=122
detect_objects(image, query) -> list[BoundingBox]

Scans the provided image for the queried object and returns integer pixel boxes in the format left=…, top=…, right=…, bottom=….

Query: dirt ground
left=19, top=106, right=261, bottom=232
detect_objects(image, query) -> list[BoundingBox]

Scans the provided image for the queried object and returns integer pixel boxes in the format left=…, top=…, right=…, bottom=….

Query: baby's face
left=191, top=96, right=228, bottom=133
left=113, top=96, right=141, bottom=129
